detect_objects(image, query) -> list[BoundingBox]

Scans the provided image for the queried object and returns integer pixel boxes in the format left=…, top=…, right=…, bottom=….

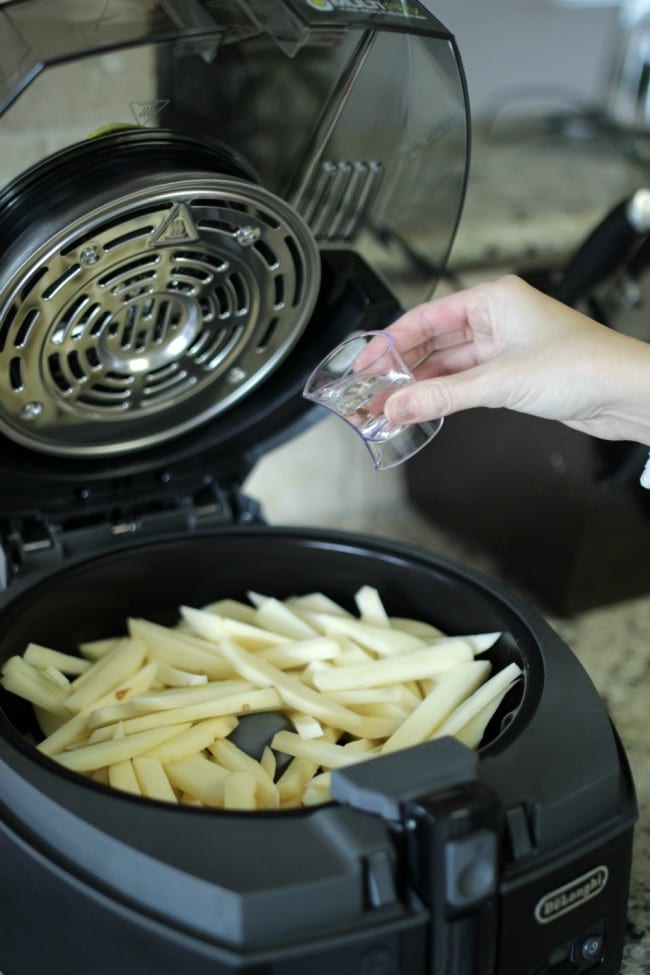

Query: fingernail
left=386, top=394, right=413, bottom=424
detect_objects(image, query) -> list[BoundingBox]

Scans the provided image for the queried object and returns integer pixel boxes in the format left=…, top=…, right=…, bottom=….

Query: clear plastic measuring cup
left=303, top=330, right=443, bottom=470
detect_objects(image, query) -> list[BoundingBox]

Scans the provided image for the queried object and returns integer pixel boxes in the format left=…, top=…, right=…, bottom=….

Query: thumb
left=385, top=367, right=504, bottom=425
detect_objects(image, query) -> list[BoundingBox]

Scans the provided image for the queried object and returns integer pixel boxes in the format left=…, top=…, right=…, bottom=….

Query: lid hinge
left=1, top=484, right=264, bottom=587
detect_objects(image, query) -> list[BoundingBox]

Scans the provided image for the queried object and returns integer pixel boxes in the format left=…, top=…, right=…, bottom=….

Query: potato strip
left=142, top=716, right=238, bottom=765
left=64, top=639, right=148, bottom=713
left=433, top=662, right=522, bottom=738
left=132, top=757, right=178, bottom=803
left=87, top=687, right=281, bottom=738
left=24, top=644, right=91, bottom=676
left=312, top=643, right=474, bottom=692
left=224, top=771, right=258, bottom=810
left=165, top=754, right=229, bottom=807
left=56, top=723, right=192, bottom=772
left=380, top=661, right=492, bottom=754
left=272, top=731, right=379, bottom=770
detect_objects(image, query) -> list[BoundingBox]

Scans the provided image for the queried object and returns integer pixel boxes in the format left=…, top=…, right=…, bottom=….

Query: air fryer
left=0, top=3, right=637, bottom=975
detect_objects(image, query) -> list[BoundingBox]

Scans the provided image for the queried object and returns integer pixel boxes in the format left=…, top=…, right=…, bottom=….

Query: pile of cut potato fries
left=0, top=587, right=522, bottom=810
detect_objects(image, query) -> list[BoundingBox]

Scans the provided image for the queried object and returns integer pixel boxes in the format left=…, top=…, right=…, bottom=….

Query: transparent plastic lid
left=0, top=0, right=469, bottom=307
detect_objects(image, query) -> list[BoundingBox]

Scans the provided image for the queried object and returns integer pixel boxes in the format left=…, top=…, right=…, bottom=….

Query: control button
left=580, top=935, right=603, bottom=963
left=445, top=829, right=497, bottom=908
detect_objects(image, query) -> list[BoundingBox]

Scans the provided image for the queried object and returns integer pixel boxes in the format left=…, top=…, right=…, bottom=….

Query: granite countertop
left=450, top=119, right=649, bottom=274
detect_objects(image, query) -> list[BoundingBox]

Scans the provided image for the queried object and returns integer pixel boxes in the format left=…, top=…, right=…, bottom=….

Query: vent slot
left=295, top=159, right=384, bottom=242
left=9, top=356, right=24, bottom=391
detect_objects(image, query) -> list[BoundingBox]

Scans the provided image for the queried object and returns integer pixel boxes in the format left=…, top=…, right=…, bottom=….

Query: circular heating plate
left=0, top=177, right=320, bottom=456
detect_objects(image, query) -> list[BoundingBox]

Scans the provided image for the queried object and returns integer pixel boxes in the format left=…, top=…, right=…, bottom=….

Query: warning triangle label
left=129, top=100, right=170, bottom=127
left=149, top=203, right=200, bottom=247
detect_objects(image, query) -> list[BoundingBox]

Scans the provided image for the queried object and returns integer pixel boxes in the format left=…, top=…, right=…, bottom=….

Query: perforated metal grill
left=0, top=177, right=320, bottom=456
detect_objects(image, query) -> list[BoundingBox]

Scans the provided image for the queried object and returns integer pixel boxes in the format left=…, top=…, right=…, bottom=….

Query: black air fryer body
left=0, top=3, right=638, bottom=974
left=0, top=529, right=637, bottom=975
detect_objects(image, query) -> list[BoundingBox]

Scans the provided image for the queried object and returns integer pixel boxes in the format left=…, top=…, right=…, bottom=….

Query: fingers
left=385, top=364, right=506, bottom=425
left=385, top=285, right=488, bottom=355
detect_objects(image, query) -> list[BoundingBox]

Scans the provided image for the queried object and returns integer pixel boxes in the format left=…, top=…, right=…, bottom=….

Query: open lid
left=0, top=0, right=469, bottom=521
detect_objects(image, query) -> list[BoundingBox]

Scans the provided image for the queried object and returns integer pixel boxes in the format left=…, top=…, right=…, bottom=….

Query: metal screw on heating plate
left=228, top=366, right=247, bottom=384
left=79, top=245, right=101, bottom=266
left=234, top=225, right=261, bottom=247
left=20, top=401, right=43, bottom=421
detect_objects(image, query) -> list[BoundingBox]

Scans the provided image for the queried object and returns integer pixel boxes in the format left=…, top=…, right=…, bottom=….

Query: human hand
left=384, top=274, right=650, bottom=446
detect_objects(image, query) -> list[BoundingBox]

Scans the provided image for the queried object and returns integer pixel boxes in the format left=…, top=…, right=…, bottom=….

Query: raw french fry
left=354, top=586, right=390, bottom=627
left=223, top=771, right=258, bottom=810
left=164, top=754, right=230, bottom=807
left=303, top=780, right=331, bottom=806
left=1, top=660, right=68, bottom=712
left=24, top=644, right=91, bottom=676
left=397, top=682, right=423, bottom=708
left=285, top=593, right=352, bottom=617
left=109, top=760, right=141, bottom=795
left=43, top=666, right=71, bottom=691
left=335, top=638, right=374, bottom=664
left=78, top=637, right=122, bottom=660
left=87, top=687, right=281, bottom=738
left=184, top=611, right=290, bottom=650
left=312, top=616, right=424, bottom=655
left=202, top=598, right=258, bottom=625
left=312, top=643, right=475, bottom=692
left=141, top=716, right=238, bottom=764
left=89, top=661, right=159, bottom=710
left=289, top=712, right=324, bottom=740
left=87, top=678, right=254, bottom=727
left=181, top=614, right=398, bottom=739
left=55, top=723, right=192, bottom=772
left=352, top=701, right=412, bottom=721
left=37, top=711, right=93, bottom=757
left=328, top=687, right=403, bottom=705
left=432, top=662, right=522, bottom=739
left=155, top=662, right=208, bottom=687
left=380, top=661, right=492, bottom=754
left=209, top=739, right=279, bottom=809
left=180, top=793, right=204, bottom=807
left=463, top=633, right=502, bottom=656
left=342, top=737, right=377, bottom=753
left=132, top=757, right=178, bottom=803
left=388, top=617, right=444, bottom=640
left=451, top=693, right=512, bottom=750
left=271, top=731, right=378, bottom=771
left=91, top=767, right=109, bottom=785
left=248, top=593, right=319, bottom=640
left=280, top=796, right=303, bottom=809
left=129, top=619, right=234, bottom=679
left=260, top=746, right=276, bottom=781
left=259, top=638, right=340, bottom=669
left=276, top=757, right=319, bottom=802
left=301, top=660, right=332, bottom=687
left=64, top=639, right=148, bottom=713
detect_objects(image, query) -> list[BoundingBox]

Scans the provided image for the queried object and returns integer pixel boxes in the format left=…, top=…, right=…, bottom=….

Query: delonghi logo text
left=534, top=866, right=609, bottom=924
left=307, top=0, right=426, bottom=18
